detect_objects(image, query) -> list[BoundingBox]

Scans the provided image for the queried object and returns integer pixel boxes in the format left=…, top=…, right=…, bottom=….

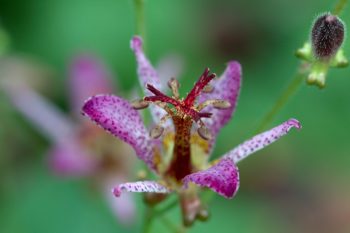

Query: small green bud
left=306, top=61, right=329, bottom=88
left=330, top=49, right=349, bottom=68
left=295, top=42, right=312, bottom=61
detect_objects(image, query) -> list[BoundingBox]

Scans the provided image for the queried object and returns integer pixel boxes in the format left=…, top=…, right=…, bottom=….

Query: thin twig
left=142, top=206, right=154, bottom=233
left=333, top=0, right=348, bottom=15
left=160, top=216, right=187, bottom=233
left=255, top=68, right=306, bottom=134
left=154, top=198, right=178, bottom=217
left=133, top=0, right=146, bottom=38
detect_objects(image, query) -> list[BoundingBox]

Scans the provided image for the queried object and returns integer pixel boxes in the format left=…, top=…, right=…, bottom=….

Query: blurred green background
left=1, top=0, right=350, bottom=232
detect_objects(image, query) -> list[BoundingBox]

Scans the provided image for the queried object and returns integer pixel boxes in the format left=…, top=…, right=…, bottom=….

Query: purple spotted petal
left=131, top=36, right=167, bottom=122
left=69, top=55, right=114, bottom=115
left=182, top=158, right=240, bottom=199
left=48, top=140, right=97, bottom=177
left=224, top=119, right=301, bottom=163
left=199, top=61, right=242, bottom=154
left=2, top=69, right=97, bottom=176
left=113, top=181, right=171, bottom=197
left=3, top=82, right=76, bottom=142
left=82, top=95, right=156, bottom=170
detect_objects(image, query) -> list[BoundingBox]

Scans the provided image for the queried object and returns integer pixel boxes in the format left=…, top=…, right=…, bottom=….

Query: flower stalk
left=133, top=0, right=146, bottom=40
left=333, top=0, right=348, bottom=15
left=255, top=67, right=307, bottom=133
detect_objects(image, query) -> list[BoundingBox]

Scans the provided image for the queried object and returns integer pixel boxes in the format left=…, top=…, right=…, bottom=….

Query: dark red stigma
left=143, top=68, right=215, bottom=121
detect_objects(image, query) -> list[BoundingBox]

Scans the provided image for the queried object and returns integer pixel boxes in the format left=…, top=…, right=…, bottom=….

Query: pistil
left=131, top=68, right=232, bottom=181
left=166, top=116, right=193, bottom=180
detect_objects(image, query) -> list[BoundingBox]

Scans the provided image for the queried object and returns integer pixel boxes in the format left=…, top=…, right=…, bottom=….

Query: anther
left=202, top=85, right=214, bottom=93
left=212, top=100, right=231, bottom=109
left=167, top=77, right=180, bottom=99
left=150, top=125, right=164, bottom=139
left=131, top=99, right=149, bottom=109
left=149, top=114, right=171, bottom=139
left=197, top=124, right=212, bottom=140
left=197, top=99, right=231, bottom=111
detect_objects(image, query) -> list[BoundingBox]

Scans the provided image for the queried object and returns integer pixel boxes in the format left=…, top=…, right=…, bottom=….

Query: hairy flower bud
left=311, top=13, right=345, bottom=60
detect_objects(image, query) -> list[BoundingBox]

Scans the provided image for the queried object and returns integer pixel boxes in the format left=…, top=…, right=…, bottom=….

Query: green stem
left=133, top=0, right=146, bottom=38
left=142, top=206, right=154, bottom=233
left=332, top=0, right=348, bottom=15
left=255, top=66, right=307, bottom=134
left=160, top=216, right=187, bottom=233
left=142, top=198, right=178, bottom=232
left=154, top=199, right=178, bottom=217
left=0, top=26, right=10, bottom=56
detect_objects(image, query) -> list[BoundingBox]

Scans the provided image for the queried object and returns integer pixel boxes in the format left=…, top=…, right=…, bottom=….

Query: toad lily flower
left=0, top=55, right=136, bottom=225
left=82, top=36, right=301, bottom=225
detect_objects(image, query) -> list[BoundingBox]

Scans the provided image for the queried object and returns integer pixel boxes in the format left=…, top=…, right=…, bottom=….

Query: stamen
left=150, top=125, right=164, bottom=139
left=154, top=102, right=173, bottom=115
left=212, top=100, right=231, bottom=109
left=131, top=99, right=149, bottom=110
left=144, top=84, right=212, bottom=122
left=197, top=124, right=212, bottom=140
left=167, top=77, right=180, bottom=99
left=202, top=85, right=214, bottom=93
left=141, top=69, right=228, bottom=128
left=197, top=99, right=231, bottom=111
left=159, top=114, right=172, bottom=125
left=149, top=114, right=171, bottom=139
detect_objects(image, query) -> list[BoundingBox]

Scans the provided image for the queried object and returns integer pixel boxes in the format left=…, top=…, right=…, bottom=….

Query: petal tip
left=227, top=60, right=242, bottom=73
left=81, top=94, right=111, bottom=117
left=112, top=187, right=122, bottom=197
left=287, top=118, right=302, bottom=130
left=81, top=95, right=98, bottom=117
left=131, top=36, right=143, bottom=51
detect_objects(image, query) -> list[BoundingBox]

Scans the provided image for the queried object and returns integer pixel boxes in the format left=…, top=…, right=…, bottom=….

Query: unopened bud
left=311, top=13, right=345, bottom=60
left=150, top=125, right=164, bottom=139
left=131, top=99, right=149, bottom=109
left=197, top=125, right=212, bottom=140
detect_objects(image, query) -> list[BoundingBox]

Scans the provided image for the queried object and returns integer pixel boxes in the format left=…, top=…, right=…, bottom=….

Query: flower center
left=133, top=68, right=231, bottom=181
